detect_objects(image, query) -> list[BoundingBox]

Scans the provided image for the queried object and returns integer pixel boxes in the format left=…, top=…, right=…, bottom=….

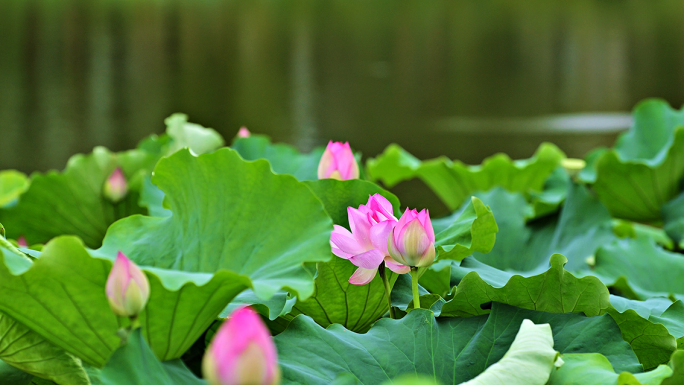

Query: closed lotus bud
left=237, top=127, right=251, bottom=138
left=203, top=306, right=280, bottom=385
left=317, top=141, right=359, bottom=180
left=388, top=208, right=436, bottom=267
left=17, top=236, right=27, bottom=248
left=103, top=167, right=128, bottom=203
left=105, top=252, right=150, bottom=318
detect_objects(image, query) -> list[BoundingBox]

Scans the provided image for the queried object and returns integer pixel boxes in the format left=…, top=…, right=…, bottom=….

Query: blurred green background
left=1, top=0, right=684, bottom=172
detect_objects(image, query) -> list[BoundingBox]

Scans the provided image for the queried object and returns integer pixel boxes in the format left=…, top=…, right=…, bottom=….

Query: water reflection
left=1, top=0, right=683, bottom=172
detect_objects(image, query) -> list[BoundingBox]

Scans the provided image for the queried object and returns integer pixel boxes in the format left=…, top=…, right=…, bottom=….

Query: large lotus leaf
left=591, top=99, right=684, bottom=222
left=650, top=301, right=684, bottom=349
left=275, top=303, right=636, bottom=384
left=0, top=149, right=332, bottom=366
left=442, top=254, right=610, bottom=318
left=88, top=329, right=205, bottom=385
left=441, top=254, right=640, bottom=372
left=232, top=135, right=324, bottom=181
left=96, top=149, right=331, bottom=352
left=164, top=113, right=224, bottom=156
left=662, top=350, right=684, bottom=385
left=548, top=353, right=673, bottom=385
left=0, top=313, right=89, bottom=385
left=293, top=179, right=400, bottom=332
left=0, top=361, right=33, bottom=385
left=434, top=196, right=498, bottom=261
left=609, top=296, right=675, bottom=319
left=0, top=237, right=121, bottom=367
left=96, top=148, right=332, bottom=300
left=662, top=191, right=684, bottom=249
left=613, top=99, right=684, bottom=164
left=442, top=254, right=673, bottom=370
left=459, top=319, right=559, bottom=385
left=0, top=146, right=156, bottom=248
left=452, top=183, right=615, bottom=279
left=594, top=237, right=684, bottom=300
left=0, top=170, right=28, bottom=208
left=366, top=142, right=565, bottom=211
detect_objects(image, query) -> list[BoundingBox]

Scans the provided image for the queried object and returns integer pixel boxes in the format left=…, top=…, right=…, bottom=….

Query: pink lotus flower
left=237, top=127, right=251, bottom=138
left=388, top=208, right=436, bottom=267
left=203, top=306, right=280, bottom=385
left=330, top=194, right=410, bottom=285
left=16, top=236, right=27, bottom=248
left=317, top=141, right=359, bottom=180
left=103, top=167, right=128, bottom=203
left=105, top=252, right=150, bottom=318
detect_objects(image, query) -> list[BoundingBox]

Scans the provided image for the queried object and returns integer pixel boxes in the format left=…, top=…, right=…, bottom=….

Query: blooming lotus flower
left=105, top=252, right=150, bottom=318
left=237, top=127, right=251, bottom=138
left=103, top=167, right=128, bottom=203
left=203, top=306, right=280, bottom=385
left=330, top=194, right=410, bottom=285
left=317, top=141, right=359, bottom=180
left=388, top=208, right=435, bottom=267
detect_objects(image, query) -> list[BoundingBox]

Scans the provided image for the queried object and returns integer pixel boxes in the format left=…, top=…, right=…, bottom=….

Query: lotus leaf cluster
left=1, top=100, right=684, bottom=384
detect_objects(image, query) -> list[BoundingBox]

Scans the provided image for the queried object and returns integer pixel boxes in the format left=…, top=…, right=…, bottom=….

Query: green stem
left=410, top=267, right=421, bottom=310
left=378, top=263, right=395, bottom=319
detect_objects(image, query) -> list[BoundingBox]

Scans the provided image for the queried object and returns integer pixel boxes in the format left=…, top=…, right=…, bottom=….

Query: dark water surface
left=2, top=0, right=684, bottom=172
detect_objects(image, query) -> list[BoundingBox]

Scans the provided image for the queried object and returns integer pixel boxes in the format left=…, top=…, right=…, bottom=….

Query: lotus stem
left=410, top=267, right=421, bottom=310
left=379, top=263, right=395, bottom=319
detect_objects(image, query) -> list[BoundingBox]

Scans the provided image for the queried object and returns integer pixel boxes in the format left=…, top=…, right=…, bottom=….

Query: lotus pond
left=1, top=98, right=684, bottom=384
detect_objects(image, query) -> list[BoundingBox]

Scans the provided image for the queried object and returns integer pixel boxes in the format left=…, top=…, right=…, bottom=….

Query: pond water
left=1, top=0, right=684, bottom=172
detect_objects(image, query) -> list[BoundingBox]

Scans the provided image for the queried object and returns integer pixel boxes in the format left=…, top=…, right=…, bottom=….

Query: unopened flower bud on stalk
left=103, top=167, right=128, bottom=203
left=237, top=127, right=251, bottom=138
left=388, top=208, right=436, bottom=268
left=105, top=252, right=150, bottom=318
left=317, top=141, right=359, bottom=180
left=203, top=306, right=281, bottom=385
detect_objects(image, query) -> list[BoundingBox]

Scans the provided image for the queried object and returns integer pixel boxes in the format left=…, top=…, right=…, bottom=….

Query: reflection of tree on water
left=0, top=0, right=682, bottom=172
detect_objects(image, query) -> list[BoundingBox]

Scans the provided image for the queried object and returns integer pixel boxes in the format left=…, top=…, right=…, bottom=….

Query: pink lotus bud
left=105, top=252, right=150, bottom=318
left=103, top=167, right=128, bottom=203
left=203, top=306, right=280, bottom=385
left=317, top=141, right=359, bottom=180
left=388, top=208, right=435, bottom=267
left=17, top=236, right=27, bottom=248
left=237, top=127, right=251, bottom=138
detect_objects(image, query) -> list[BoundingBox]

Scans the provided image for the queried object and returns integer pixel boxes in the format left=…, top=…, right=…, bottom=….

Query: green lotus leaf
left=662, top=350, right=684, bottom=385
left=366, top=142, right=565, bottom=212
left=163, top=113, right=224, bottom=156
left=613, top=99, right=684, bottom=164
left=442, top=253, right=674, bottom=370
left=649, top=301, right=684, bottom=349
left=0, top=360, right=34, bottom=385
left=594, top=237, right=684, bottom=300
left=662, top=191, right=684, bottom=249
left=591, top=99, right=684, bottom=222
left=0, top=148, right=332, bottom=366
left=459, top=319, right=559, bottom=385
left=453, top=183, right=615, bottom=278
left=275, top=303, right=636, bottom=384
left=0, top=170, right=28, bottom=208
left=612, top=219, right=674, bottom=250
left=292, top=179, right=400, bottom=332
left=0, top=146, right=156, bottom=248
left=0, top=237, right=121, bottom=367
left=548, top=353, right=673, bottom=385
left=88, top=329, right=205, bottom=385
left=0, top=313, right=89, bottom=385
left=232, top=135, right=324, bottom=181
left=434, top=196, right=498, bottom=261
